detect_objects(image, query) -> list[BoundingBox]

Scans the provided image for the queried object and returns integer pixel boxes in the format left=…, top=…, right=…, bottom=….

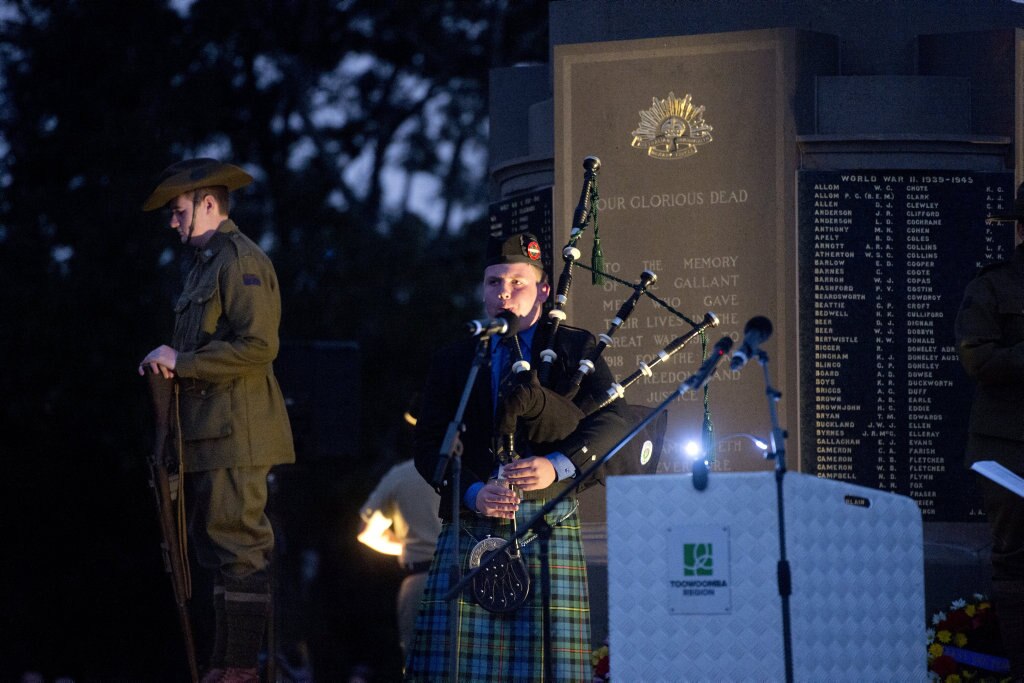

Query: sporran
left=468, top=535, right=531, bottom=613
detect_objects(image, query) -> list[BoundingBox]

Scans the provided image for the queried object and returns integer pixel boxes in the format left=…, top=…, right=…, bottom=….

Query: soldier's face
left=166, top=192, right=220, bottom=245
left=166, top=194, right=195, bottom=244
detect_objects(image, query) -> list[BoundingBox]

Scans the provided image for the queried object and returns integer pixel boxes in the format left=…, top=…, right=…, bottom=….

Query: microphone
left=466, top=310, right=520, bottom=339
left=729, top=316, right=773, bottom=372
left=681, top=336, right=733, bottom=393
left=692, top=458, right=709, bottom=491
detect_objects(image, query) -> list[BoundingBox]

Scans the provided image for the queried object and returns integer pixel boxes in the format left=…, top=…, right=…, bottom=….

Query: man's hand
left=138, top=345, right=178, bottom=379
left=503, top=456, right=557, bottom=492
left=475, top=481, right=521, bottom=519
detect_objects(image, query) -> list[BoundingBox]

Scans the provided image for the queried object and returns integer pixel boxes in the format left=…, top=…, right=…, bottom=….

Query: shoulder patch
left=243, top=273, right=262, bottom=286
left=226, top=227, right=257, bottom=258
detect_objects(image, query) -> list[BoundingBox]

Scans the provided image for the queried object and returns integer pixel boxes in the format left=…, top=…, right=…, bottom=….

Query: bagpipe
left=494, top=155, right=724, bottom=482
left=469, top=157, right=726, bottom=614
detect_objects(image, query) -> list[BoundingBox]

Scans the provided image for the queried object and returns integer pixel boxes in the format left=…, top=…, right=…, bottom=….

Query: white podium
left=607, top=472, right=926, bottom=682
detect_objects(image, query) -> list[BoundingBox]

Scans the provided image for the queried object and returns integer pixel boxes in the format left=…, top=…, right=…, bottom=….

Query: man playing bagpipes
left=406, top=232, right=630, bottom=682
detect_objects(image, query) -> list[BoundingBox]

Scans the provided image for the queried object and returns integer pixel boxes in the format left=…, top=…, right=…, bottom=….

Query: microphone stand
left=444, top=376, right=713, bottom=679
left=432, top=334, right=492, bottom=682
left=536, top=516, right=555, bottom=683
left=754, top=348, right=793, bottom=683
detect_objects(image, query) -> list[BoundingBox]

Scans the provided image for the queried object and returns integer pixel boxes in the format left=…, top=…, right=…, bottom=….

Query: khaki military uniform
left=172, top=218, right=294, bottom=671
left=955, top=243, right=1024, bottom=679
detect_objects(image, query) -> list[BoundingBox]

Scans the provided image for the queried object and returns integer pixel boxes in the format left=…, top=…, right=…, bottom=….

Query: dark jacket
left=955, top=244, right=1024, bottom=459
left=172, top=219, right=295, bottom=471
left=414, top=322, right=630, bottom=520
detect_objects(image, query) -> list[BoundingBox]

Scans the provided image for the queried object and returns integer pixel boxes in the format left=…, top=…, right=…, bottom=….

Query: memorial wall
left=482, top=2, right=1024, bottom=656
left=553, top=30, right=815, bottom=485
left=799, top=170, right=1014, bottom=521
left=489, top=28, right=1017, bottom=524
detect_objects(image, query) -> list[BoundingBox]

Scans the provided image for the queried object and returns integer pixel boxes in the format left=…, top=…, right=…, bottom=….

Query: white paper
left=971, top=460, right=1024, bottom=498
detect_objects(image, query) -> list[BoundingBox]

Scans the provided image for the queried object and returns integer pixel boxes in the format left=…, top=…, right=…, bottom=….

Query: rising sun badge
left=630, top=92, right=713, bottom=160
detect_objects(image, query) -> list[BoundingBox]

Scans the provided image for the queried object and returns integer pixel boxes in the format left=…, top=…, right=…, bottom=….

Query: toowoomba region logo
left=630, top=91, right=713, bottom=160
left=671, top=540, right=727, bottom=597
left=683, top=542, right=714, bottom=577
left=668, top=526, right=731, bottom=614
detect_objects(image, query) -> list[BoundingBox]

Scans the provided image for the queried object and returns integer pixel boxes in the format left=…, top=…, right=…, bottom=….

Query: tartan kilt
left=404, top=497, right=592, bottom=682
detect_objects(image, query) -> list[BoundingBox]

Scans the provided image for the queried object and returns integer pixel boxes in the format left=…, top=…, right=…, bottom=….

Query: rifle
left=146, top=373, right=199, bottom=683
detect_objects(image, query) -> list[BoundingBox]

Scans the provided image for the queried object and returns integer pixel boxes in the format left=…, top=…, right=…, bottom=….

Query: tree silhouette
left=0, top=1, right=548, bottom=679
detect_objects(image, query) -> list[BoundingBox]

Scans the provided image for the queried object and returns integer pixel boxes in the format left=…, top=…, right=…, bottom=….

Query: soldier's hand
left=138, top=344, right=178, bottom=379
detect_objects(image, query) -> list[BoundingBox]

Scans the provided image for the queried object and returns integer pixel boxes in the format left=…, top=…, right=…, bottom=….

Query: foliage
left=0, top=0, right=548, bottom=679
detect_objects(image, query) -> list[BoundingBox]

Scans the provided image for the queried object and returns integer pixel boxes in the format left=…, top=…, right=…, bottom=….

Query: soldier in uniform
left=138, top=159, right=295, bottom=683
left=955, top=181, right=1024, bottom=680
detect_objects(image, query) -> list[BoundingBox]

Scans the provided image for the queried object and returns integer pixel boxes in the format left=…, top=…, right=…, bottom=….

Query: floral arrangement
left=591, top=637, right=609, bottom=682
left=927, top=593, right=1009, bottom=682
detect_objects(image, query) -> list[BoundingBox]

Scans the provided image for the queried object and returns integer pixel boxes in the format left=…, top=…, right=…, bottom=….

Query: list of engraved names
left=798, top=170, right=1012, bottom=521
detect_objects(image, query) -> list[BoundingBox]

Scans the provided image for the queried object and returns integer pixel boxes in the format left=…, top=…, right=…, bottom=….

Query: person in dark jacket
left=138, top=158, right=295, bottom=683
left=954, top=181, right=1024, bottom=681
left=405, top=232, right=629, bottom=682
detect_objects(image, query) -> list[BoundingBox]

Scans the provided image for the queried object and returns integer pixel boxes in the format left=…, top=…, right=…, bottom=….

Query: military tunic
left=172, top=218, right=295, bottom=472
left=954, top=242, right=1024, bottom=678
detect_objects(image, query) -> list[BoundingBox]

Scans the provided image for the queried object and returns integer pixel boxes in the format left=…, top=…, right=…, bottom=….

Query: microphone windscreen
left=498, top=310, right=520, bottom=339
left=745, top=315, right=773, bottom=343
left=692, top=459, right=709, bottom=491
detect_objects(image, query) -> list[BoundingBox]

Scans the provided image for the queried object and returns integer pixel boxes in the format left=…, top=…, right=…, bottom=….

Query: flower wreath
left=927, top=593, right=1009, bottom=682
left=591, top=637, right=609, bottom=682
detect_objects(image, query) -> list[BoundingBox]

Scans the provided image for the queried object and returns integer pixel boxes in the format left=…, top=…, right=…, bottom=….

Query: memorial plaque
left=488, top=188, right=555, bottom=279
left=555, top=30, right=813, bottom=478
left=798, top=169, right=1014, bottom=521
